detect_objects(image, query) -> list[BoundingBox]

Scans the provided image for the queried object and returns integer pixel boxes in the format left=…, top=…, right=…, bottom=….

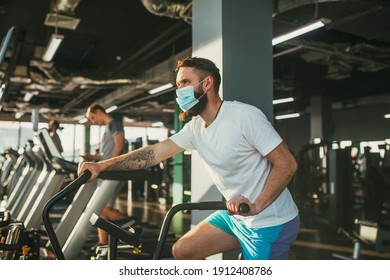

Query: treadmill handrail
left=42, top=170, right=92, bottom=260
left=37, top=128, right=62, bottom=160
left=42, top=169, right=152, bottom=259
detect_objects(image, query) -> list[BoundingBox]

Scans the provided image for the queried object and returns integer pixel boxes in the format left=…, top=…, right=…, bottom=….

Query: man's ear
left=205, top=75, right=214, bottom=91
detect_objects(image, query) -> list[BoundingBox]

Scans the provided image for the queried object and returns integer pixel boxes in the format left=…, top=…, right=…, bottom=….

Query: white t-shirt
left=169, top=101, right=298, bottom=228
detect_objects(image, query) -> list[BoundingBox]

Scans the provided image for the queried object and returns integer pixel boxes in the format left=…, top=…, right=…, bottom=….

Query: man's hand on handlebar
left=78, top=161, right=100, bottom=183
left=226, top=195, right=256, bottom=216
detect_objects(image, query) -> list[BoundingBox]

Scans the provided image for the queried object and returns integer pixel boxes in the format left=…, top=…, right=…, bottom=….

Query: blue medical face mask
left=175, top=79, right=206, bottom=112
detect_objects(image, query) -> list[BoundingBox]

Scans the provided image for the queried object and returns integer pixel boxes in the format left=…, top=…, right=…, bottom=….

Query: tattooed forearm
left=107, top=149, right=157, bottom=171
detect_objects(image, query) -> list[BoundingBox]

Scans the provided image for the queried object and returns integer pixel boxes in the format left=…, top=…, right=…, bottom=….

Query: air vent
left=44, top=13, right=80, bottom=30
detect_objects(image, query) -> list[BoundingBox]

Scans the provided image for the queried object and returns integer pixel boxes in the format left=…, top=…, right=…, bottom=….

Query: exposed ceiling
left=0, top=0, right=389, bottom=128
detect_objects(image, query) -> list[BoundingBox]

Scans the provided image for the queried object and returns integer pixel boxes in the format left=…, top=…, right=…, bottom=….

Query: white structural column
left=191, top=0, right=273, bottom=259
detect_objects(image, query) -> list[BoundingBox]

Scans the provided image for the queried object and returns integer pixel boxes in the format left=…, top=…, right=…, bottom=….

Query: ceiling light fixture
left=42, top=33, right=64, bottom=62
left=0, top=26, right=15, bottom=65
left=313, top=138, right=322, bottom=144
left=385, top=114, right=390, bottom=119
left=151, top=121, right=164, bottom=127
left=275, top=113, right=300, bottom=120
left=148, top=83, right=173, bottom=95
left=79, top=117, right=88, bottom=124
left=15, top=111, right=25, bottom=119
left=44, top=13, right=80, bottom=30
left=272, top=18, right=329, bottom=46
left=23, top=90, right=39, bottom=102
left=106, top=105, right=118, bottom=113
left=273, top=97, right=294, bottom=105
left=0, top=83, right=6, bottom=100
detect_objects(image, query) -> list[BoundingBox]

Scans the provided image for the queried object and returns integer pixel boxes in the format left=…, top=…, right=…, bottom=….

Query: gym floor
left=109, top=192, right=390, bottom=261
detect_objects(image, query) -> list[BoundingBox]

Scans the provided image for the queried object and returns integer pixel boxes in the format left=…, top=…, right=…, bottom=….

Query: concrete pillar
left=173, top=99, right=185, bottom=205
left=84, top=125, right=90, bottom=154
left=191, top=0, right=273, bottom=259
left=310, top=95, right=332, bottom=142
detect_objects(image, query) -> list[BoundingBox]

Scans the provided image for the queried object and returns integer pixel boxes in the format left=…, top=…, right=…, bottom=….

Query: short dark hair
left=176, top=57, right=221, bottom=92
left=49, top=120, right=60, bottom=129
left=87, top=104, right=106, bottom=114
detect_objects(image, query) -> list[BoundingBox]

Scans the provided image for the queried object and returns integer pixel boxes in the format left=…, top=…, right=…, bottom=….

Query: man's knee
left=171, top=240, right=185, bottom=259
left=172, top=239, right=195, bottom=260
left=100, top=207, right=112, bottom=218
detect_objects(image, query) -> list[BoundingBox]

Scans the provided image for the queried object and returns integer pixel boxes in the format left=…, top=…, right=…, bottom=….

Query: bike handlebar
left=238, top=203, right=250, bottom=213
left=153, top=201, right=250, bottom=260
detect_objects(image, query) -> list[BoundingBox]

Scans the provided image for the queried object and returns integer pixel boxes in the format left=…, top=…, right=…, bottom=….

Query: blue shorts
left=206, top=211, right=300, bottom=260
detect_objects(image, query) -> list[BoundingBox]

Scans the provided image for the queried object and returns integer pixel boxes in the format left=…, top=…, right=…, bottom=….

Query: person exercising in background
left=48, top=120, right=64, bottom=154
left=84, top=104, right=129, bottom=245
left=79, top=57, right=299, bottom=260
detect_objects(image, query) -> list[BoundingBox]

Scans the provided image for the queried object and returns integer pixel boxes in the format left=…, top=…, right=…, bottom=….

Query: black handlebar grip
left=239, top=203, right=250, bottom=213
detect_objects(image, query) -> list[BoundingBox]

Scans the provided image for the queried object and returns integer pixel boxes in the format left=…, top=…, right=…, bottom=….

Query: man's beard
left=179, top=91, right=208, bottom=122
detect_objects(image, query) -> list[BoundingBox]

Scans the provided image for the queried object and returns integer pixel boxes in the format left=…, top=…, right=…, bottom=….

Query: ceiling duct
left=273, top=0, right=343, bottom=16
left=299, top=40, right=390, bottom=79
left=141, top=0, right=192, bottom=24
left=142, top=0, right=341, bottom=23
left=44, top=0, right=81, bottom=30
left=325, top=60, right=353, bottom=80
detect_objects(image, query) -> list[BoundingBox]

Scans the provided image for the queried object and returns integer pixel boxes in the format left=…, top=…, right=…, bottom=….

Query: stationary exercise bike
left=0, top=210, right=40, bottom=260
left=42, top=170, right=249, bottom=260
